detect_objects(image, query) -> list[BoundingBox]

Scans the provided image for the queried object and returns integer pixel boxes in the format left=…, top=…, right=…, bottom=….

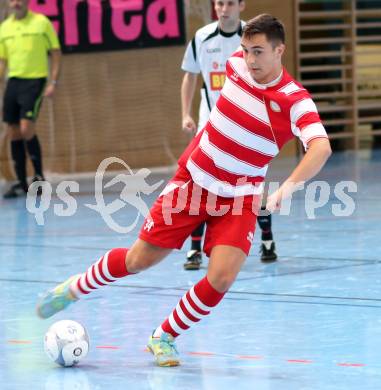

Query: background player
left=0, top=0, right=61, bottom=198
left=181, top=0, right=276, bottom=270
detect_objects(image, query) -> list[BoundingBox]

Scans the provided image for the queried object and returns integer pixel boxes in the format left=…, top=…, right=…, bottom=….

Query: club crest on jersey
left=231, top=72, right=239, bottom=82
left=143, top=219, right=154, bottom=232
left=270, top=100, right=281, bottom=112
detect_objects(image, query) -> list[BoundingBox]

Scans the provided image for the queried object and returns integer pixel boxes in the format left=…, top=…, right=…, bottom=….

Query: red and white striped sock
left=154, top=276, right=225, bottom=338
left=70, top=248, right=132, bottom=298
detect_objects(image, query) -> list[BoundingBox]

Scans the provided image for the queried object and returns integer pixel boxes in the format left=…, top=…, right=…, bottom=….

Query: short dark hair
left=242, top=14, right=285, bottom=46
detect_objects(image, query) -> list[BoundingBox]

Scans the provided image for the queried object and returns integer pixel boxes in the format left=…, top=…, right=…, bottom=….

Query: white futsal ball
left=44, top=320, right=89, bottom=367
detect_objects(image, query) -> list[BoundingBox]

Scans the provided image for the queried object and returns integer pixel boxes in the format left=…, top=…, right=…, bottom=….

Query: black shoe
left=3, top=182, right=28, bottom=199
left=32, top=175, right=46, bottom=196
left=260, top=241, right=277, bottom=263
left=184, top=250, right=202, bottom=270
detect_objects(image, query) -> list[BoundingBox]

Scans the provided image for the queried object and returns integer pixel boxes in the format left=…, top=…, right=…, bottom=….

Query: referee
left=0, top=0, right=61, bottom=198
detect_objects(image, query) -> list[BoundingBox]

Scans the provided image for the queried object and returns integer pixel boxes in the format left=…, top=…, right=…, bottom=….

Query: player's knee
left=125, top=246, right=151, bottom=272
left=125, top=240, right=169, bottom=273
left=20, top=127, right=34, bottom=140
left=208, top=270, right=237, bottom=293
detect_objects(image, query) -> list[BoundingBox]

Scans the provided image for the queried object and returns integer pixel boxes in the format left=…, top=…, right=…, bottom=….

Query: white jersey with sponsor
left=182, top=20, right=245, bottom=133
left=179, top=51, right=328, bottom=198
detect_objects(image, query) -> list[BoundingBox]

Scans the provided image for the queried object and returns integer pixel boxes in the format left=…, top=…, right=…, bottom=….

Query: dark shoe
left=32, top=175, right=46, bottom=196
left=3, top=182, right=28, bottom=199
left=183, top=250, right=202, bottom=270
left=260, top=241, right=277, bottom=263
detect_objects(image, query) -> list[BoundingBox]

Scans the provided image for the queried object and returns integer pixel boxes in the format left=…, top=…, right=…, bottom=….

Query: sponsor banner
left=29, top=0, right=185, bottom=54
left=210, top=72, right=226, bottom=91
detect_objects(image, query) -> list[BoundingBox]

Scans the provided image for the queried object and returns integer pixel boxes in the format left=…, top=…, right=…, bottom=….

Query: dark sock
left=191, top=223, right=205, bottom=252
left=258, top=206, right=273, bottom=241
left=10, top=140, right=27, bottom=188
left=25, top=135, right=43, bottom=177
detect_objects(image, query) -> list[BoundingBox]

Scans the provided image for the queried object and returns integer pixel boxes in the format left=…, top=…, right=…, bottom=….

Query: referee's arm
left=44, top=49, right=61, bottom=97
left=0, top=58, right=6, bottom=80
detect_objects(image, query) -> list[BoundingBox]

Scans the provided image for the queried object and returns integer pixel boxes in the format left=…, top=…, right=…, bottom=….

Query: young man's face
left=241, top=33, right=285, bottom=84
left=214, top=0, right=245, bottom=31
left=9, top=0, right=29, bottom=16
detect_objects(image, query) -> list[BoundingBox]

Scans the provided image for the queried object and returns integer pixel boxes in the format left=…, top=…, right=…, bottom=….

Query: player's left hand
left=44, top=84, right=56, bottom=97
left=266, top=181, right=304, bottom=213
left=266, top=189, right=282, bottom=213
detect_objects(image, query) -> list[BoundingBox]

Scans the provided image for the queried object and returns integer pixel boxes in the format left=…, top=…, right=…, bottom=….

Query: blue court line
left=0, top=241, right=379, bottom=264
left=278, top=256, right=380, bottom=262
left=273, top=227, right=381, bottom=235
left=237, top=261, right=381, bottom=281
left=0, top=242, right=114, bottom=251
left=2, top=275, right=381, bottom=306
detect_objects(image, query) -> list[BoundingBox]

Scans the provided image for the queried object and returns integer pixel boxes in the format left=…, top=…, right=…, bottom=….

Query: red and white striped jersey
left=179, top=51, right=328, bottom=198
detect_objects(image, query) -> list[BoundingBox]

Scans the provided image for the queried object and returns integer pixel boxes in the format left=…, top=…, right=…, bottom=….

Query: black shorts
left=3, top=77, right=46, bottom=124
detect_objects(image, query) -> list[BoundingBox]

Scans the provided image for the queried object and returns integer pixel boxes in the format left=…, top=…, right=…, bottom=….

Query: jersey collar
left=251, top=69, right=284, bottom=90
left=218, top=21, right=243, bottom=38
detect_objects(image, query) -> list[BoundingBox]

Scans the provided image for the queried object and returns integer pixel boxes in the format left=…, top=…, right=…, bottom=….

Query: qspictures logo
left=26, top=157, right=358, bottom=233
left=26, top=157, right=163, bottom=234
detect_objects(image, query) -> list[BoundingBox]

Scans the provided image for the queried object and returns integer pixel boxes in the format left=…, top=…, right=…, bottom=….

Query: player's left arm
left=0, top=58, right=6, bottom=81
left=0, top=35, right=7, bottom=83
left=44, top=49, right=61, bottom=97
left=284, top=137, right=331, bottom=183
left=267, top=137, right=332, bottom=211
left=43, top=17, right=62, bottom=98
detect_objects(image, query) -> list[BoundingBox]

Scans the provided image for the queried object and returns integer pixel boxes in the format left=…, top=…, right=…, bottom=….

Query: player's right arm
left=181, top=71, right=198, bottom=134
left=181, top=34, right=202, bottom=135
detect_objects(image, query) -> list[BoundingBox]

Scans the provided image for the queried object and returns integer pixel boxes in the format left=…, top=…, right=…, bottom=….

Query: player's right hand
left=182, top=116, right=197, bottom=134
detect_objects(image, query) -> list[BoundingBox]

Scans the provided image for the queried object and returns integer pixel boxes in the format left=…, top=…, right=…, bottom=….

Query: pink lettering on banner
left=28, top=0, right=184, bottom=51
left=63, top=0, right=103, bottom=45
left=147, top=0, right=180, bottom=39
left=63, top=0, right=82, bottom=45
left=29, top=0, right=58, bottom=15
left=111, top=0, right=144, bottom=41
left=88, top=0, right=102, bottom=44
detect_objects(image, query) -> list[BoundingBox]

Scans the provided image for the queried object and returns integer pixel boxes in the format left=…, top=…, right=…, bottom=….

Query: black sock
left=191, top=223, right=205, bottom=252
left=10, top=140, right=27, bottom=188
left=258, top=206, right=273, bottom=241
left=25, top=135, right=43, bottom=177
